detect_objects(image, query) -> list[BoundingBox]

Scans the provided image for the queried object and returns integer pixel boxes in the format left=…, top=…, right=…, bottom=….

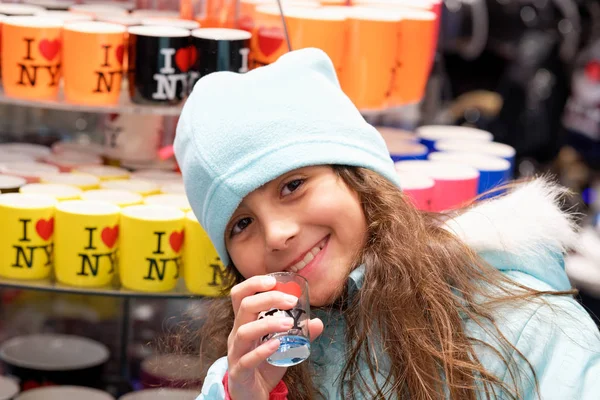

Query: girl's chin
left=309, top=285, right=346, bottom=307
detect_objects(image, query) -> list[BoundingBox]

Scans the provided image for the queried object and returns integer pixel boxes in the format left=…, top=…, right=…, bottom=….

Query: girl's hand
left=226, top=275, right=324, bottom=400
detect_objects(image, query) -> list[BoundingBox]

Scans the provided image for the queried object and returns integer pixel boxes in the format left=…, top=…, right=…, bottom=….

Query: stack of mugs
left=0, top=141, right=226, bottom=297
left=237, top=0, right=441, bottom=110
left=0, top=3, right=252, bottom=107
left=375, top=125, right=517, bottom=212
left=0, top=191, right=227, bottom=296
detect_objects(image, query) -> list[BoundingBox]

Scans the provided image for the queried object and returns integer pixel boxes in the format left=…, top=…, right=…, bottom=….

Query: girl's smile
left=284, top=234, right=329, bottom=278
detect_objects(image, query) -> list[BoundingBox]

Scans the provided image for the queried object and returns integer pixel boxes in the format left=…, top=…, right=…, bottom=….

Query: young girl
left=174, top=48, right=600, bottom=400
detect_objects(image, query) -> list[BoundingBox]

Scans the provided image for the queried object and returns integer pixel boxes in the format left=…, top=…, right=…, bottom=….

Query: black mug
left=0, top=176, right=26, bottom=193
left=0, top=334, right=109, bottom=392
left=189, top=28, right=251, bottom=91
left=127, top=25, right=193, bottom=105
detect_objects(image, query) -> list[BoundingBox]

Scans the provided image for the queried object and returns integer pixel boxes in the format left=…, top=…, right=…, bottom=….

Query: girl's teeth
left=291, top=243, right=322, bottom=272
left=293, top=260, right=306, bottom=271
left=303, top=251, right=315, bottom=265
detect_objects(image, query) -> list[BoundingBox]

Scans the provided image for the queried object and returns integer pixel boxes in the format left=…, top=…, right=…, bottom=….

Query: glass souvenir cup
left=260, top=272, right=311, bottom=367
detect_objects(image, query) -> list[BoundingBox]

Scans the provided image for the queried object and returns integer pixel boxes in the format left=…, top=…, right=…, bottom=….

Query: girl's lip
left=284, top=235, right=329, bottom=271
left=296, top=234, right=329, bottom=279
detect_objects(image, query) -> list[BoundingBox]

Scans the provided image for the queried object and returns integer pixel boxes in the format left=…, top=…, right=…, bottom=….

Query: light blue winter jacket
left=196, top=180, right=600, bottom=399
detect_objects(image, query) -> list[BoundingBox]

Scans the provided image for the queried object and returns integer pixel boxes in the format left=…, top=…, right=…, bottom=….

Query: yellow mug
left=160, top=182, right=185, bottom=194
left=40, top=173, right=101, bottom=191
left=120, top=205, right=185, bottom=292
left=0, top=193, right=57, bottom=280
left=74, top=165, right=130, bottom=180
left=100, top=179, right=160, bottom=196
left=20, top=183, right=82, bottom=201
left=184, top=211, right=227, bottom=296
left=54, top=200, right=120, bottom=287
left=81, top=189, right=143, bottom=207
left=143, top=194, right=191, bottom=212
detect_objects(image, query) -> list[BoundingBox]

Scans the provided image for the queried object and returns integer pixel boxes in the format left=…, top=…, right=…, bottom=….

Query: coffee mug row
left=2, top=16, right=251, bottom=106
left=0, top=194, right=227, bottom=296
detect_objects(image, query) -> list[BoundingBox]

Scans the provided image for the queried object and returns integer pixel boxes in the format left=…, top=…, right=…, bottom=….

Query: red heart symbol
left=38, top=38, right=61, bottom=61
left=272, top=281, right=302, bottom=298
left=115, top=44, right=124, bottom=65
left=101, top=225, right=119, bottom=248
left=22, top=380, right=41, bottom=391
left=169, top=230, right=184, bottom=252
left=175, top=46, right=198, bottom=73
left=257, top=27, right=284, bottom=57
left=35, top=217, right=54, bottom=241
left=585, top=60, right=600, bottom=82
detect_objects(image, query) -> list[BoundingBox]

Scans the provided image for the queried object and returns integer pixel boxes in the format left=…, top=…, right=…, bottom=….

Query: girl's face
left=225, top=166, right=367, bottom=306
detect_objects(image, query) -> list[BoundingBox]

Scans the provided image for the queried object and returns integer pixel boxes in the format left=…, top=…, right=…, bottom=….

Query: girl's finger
left=308, top=318, right=324, bottom=341
left=235, top=338, right=282, bottom=373
left=229, top=317, right=295, bottom=360
left=230, top=275, right=277, bottom=317
left=234, top=290, right=298, bottom=328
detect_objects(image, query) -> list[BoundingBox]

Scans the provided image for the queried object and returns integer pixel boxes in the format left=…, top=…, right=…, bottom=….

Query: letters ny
left=152, top=48, right=187, bottom=100
left=12, top=219, right=52, bottom=269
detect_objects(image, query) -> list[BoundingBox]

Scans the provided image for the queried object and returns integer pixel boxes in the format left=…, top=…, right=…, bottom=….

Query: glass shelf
left=0, top=84, right=184, bottom=116
left=0, top=276, right=202, bottom=299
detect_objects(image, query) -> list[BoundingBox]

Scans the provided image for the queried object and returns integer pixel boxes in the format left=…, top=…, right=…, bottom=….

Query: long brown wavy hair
left=195, top=165, right=576, bottom=399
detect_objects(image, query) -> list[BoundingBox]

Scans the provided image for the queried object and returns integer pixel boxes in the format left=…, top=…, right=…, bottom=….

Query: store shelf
left=0, top=276, right=201, bottom=299
left=0, top=85, right=184, bottom=116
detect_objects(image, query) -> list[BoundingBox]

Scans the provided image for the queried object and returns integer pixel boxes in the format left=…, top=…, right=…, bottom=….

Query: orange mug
left=2, top=16, right=63, bottom=100
left=353, top=1, right=439, bottom=76
left=0, top=4, right=45, bottom=16
left=388, top=9, right=436, bottom=105
left=195, top=0, right=237, bottom=28
left=68, top=4, right=128, bottom=18
left=252, top=5, right=289, bottom=68
left=353, top=0, right=433, bottom=10
left=252, top=4, right=326, bottom=69
left=337, top=7, right=400, bottom=110
left=320, top=0, right=346, bottom=5
left=63, top=21, right=126, bottom=105
left=283, top=7, right=347, bottom=77
left=0, top=15, right=6, bottom=76
left=37, top=10, right=94, bottom=23
left=239, top=0, right=270, bottom=32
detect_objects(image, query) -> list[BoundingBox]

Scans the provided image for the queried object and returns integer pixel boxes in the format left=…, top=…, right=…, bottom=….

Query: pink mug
left=395, top=160, right=479, bottom=212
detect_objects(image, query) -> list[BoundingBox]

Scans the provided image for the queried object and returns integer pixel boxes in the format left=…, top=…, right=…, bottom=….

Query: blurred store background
left=0, top=0, right=599, bottom=398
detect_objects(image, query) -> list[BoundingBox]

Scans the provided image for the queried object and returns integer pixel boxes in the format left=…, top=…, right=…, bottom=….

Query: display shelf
left=0, top=276, right=200, bottom=299
left=0, top=85, right=184, bottom=116
left=0, top=85, right=417, bottom=118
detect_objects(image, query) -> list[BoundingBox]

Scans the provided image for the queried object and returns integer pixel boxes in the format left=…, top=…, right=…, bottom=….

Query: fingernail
left=283, top=294, right=298, bottom=304
left=263, top=276, right=276, bottom=286
left=281, top=317, right=294, bottom=328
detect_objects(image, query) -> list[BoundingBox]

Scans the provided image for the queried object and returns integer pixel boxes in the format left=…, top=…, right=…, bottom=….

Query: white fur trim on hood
left=443, top=178, right=579, bottom=256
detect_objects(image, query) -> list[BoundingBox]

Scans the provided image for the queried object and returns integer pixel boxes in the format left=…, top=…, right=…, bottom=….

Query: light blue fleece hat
left=175, top=48, right=400, bottom=266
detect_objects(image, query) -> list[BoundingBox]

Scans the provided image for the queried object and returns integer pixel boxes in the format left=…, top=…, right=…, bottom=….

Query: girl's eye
left=281, top=179, right=304, bottom=196
left=231, top=217, right=252, bottom=236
